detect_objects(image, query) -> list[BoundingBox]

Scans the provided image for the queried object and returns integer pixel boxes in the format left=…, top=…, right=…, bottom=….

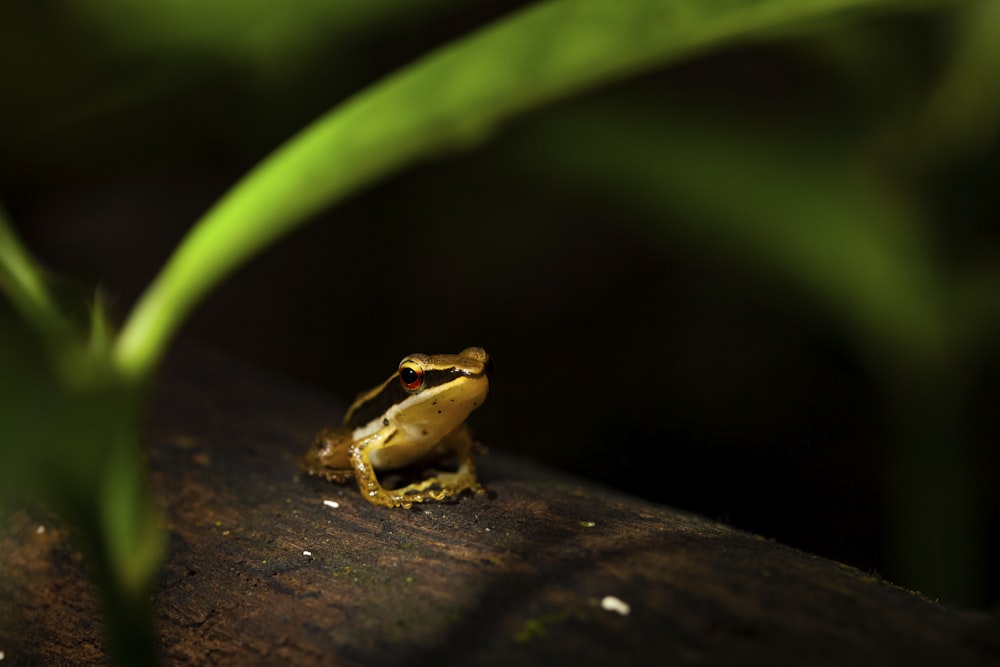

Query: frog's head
left=344, top=347, right=491, bottom=438
left=391, top=347, right=491, bottom=438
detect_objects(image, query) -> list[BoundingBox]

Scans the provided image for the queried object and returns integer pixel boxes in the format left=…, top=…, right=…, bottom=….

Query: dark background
left=2, top=1, right=998, bottom=609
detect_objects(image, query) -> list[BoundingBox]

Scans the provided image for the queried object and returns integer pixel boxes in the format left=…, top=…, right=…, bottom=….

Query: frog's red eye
left=399, top=361, right=424, bottom=392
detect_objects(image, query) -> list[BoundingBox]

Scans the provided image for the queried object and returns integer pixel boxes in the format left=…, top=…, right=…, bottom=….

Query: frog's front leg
left=302, top=427, right=355, bottom=484
left=348, top=429, right=420, bottom=508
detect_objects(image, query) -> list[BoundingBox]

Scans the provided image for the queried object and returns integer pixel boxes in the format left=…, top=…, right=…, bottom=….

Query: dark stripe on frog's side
left=344, top=366, right=482, bottom=429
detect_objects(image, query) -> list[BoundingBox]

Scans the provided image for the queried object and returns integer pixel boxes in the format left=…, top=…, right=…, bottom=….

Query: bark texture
left=1, top=344, right=998, bottom=666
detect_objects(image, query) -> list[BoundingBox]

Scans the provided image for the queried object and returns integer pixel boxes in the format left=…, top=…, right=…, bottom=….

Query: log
left=1, top=344, right=998, bottom=666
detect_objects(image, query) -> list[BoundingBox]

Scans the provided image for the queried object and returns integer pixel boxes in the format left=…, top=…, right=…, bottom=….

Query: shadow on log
left=1, top=344, right=998, bottom=665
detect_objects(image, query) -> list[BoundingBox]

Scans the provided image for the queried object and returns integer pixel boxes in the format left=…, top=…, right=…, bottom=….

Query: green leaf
left=0, top=205, right=68, bottom=338
left=497, top=96, right=998, bottom=605
left=504, top=98, right=951, bottom=364
left=113, top=0, right=968, bottom=381
left=909, top=0, right=1000, bottom=159
left=0, top=206, right=161, bottom=664
left=0, top=306, right=163, bottom=665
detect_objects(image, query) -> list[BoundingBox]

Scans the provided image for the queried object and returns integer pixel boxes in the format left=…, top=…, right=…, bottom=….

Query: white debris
left=302, top=550, right=312, bottom=557
left=1, top=649, right=5, bottom=660
left=322, top=500, right=340, bottom=509
left=36, top=525, right=45, bottom=534
left=600, top=595, right=631, bottom=616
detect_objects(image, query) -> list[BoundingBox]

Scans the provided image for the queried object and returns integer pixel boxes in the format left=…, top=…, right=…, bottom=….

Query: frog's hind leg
left=385, top=426, right=484, bottom=503
left=445, top=425, right=485, bottom=495
left=347, top=426, right=484, bottom=508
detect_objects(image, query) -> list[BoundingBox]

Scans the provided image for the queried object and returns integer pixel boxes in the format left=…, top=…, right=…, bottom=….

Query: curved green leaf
left=114, top=0, right=967, bottom=379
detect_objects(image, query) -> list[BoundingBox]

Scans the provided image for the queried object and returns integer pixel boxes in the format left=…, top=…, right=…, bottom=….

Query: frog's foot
left=353, top=474, right=476, bottom=509
left=384, top=473, right=482, bottom=506
left=358, top=471, right=481, bottom=509
left=394, top=467, right=483, bottom=496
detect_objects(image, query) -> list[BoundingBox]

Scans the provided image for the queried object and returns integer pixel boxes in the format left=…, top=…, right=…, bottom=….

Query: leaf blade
left=113, top=0, right=968, bottom=379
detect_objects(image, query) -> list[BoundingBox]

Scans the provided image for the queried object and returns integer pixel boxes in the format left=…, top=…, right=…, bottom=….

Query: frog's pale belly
left=368, top=438, right=431, bottom=469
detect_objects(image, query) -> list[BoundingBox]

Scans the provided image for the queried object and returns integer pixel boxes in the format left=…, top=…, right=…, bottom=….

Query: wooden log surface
left=1, top=344, right=998, bottom=666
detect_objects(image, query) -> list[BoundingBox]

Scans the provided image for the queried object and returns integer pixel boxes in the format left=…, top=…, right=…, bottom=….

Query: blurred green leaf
left=70, top=0, right=460, bottom=75
left=504, top=99, right=949, bottom=363
left=911, top=0, right=1000, bottom=158
left=1, top=207, right=162, bottom=663
left=499, top=90, right=997, bottom=604
left=0, top=207, right=68, bottom=338
left=0, top=305, right=163, bottom=664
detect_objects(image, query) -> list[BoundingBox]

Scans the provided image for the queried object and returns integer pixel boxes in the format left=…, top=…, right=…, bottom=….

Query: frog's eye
left=398, top=361, right=424, bottom=392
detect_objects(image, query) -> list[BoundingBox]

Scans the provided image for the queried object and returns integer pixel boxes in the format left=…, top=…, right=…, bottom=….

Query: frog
left=302, top=347, right=492, bottom=508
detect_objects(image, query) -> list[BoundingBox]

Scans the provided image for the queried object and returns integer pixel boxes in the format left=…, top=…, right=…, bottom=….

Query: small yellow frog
left=303, top=347, right=491, bottom=508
